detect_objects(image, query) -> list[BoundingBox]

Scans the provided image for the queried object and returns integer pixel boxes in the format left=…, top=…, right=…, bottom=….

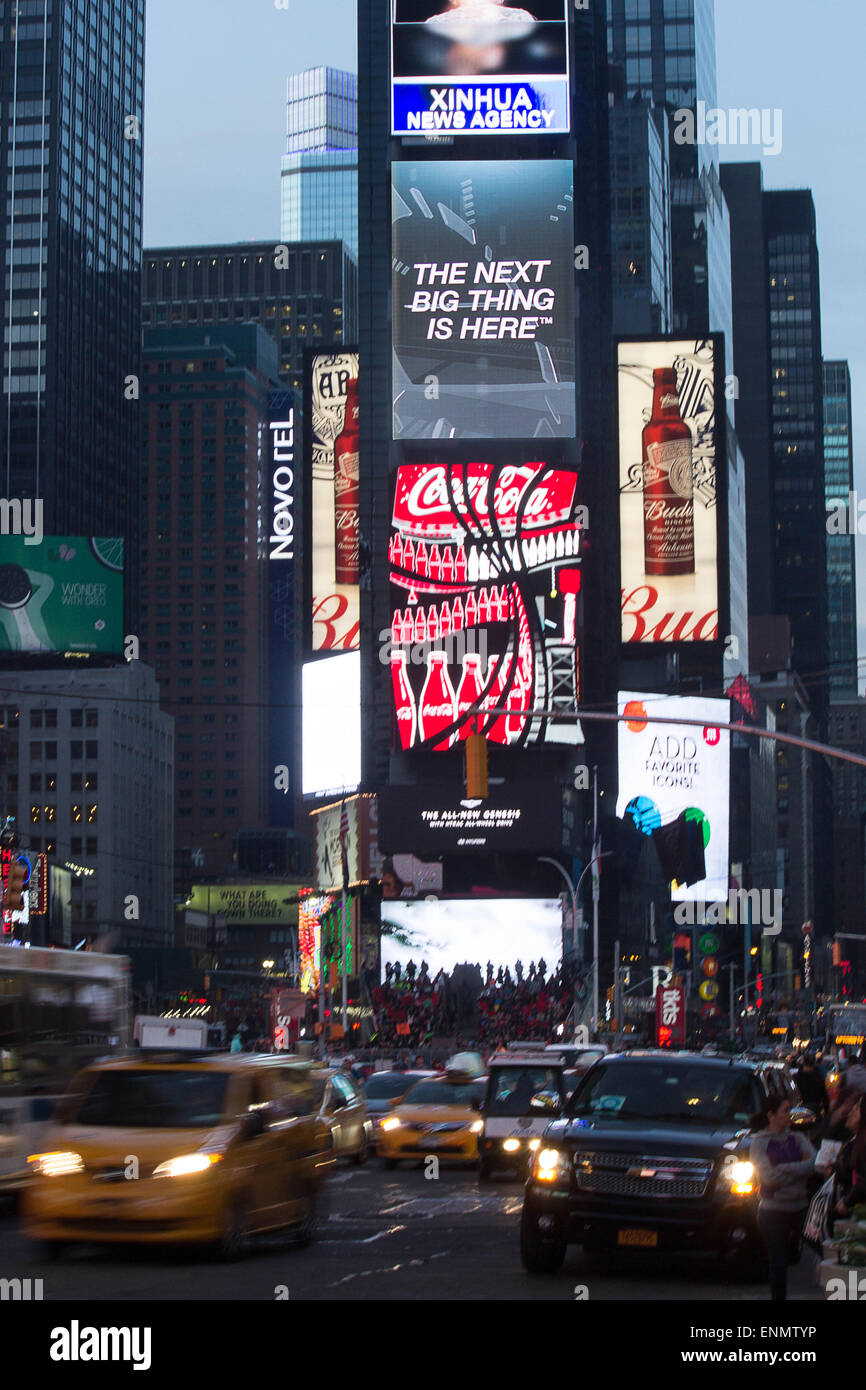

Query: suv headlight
left=720, top=1154, right=756, bottom=1195
left=533, top=1147, right=571, bottom=1183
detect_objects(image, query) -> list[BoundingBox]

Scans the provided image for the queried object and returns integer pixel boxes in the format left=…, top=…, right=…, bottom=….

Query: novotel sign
left=270, top=413, right=295, bottom=561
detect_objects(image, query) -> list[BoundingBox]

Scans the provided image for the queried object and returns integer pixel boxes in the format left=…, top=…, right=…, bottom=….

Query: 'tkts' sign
left=655, top=984, right=686, bottom=1048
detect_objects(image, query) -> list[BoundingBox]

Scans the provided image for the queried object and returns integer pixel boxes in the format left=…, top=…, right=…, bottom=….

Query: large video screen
left=302, top=652, right=362, bottom=798
left=391, top=0, right=570, bottom=137
left=307, top=351, right=360, bottom=653
left=380, top=897, right=562, bottom=980
left=618, top=339, right=721, bottom=644
left=388, top=457, right=582, bottom=750
left=0, top=536, right=124, bottom=656
left=392, top=160, right=575, bottom=439
left=615, top=691, right=730, bottom=902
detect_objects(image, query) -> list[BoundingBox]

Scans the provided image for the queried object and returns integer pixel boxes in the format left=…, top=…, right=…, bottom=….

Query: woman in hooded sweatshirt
left=750, top=1093, right=816, bottom=1301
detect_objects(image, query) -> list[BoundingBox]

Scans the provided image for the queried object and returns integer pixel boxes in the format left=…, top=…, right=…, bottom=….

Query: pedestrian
left=749, top=1094, right=817, bottom=1301
left=844, top=1046, right=866, bottom=1095
left=795, top=1053, right=829, bottom=1119
left=828, top=1095, right=866, bottom=1218
left=815, top=1085, right=860, bottom=1145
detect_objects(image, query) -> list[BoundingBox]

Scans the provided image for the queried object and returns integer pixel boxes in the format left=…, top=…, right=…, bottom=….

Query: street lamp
left=539, top=851, right=613, bottom=1041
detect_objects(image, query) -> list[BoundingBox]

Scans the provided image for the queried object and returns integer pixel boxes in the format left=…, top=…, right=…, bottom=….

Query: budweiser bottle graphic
left=391, top=651, right=417, bottom=750
left=334, top=377, right=360, bottom=584
left=419, top=651, right=457, bottom=750
left=642, top=367, right=695, bottom=576
left=455, top=652, right=485, bottom=741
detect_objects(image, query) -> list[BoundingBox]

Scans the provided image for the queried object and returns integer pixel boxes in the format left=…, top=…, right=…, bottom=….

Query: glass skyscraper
left=1, top=0, right=144, bottom=550
left=280, top=68, right=357, bottom=258
left=824, top=360, right=858, bottom=699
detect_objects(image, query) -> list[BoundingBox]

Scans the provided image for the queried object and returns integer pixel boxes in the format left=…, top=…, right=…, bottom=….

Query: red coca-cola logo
left=422, top=703, right=454, bottom=719
left=393, top=463, right=577, bottom=538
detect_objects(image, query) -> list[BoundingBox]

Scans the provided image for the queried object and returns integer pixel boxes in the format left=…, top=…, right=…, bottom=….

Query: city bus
left=0, top=944, right=130, bottom=1191
left=821, top=1002, right=866, bottom=1054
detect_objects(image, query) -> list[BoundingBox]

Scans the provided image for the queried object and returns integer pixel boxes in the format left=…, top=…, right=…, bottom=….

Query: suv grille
left=574, top=1151, right=713, bottom=1200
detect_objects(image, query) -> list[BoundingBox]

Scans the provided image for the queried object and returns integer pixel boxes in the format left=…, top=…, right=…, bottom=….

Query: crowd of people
left=365, top=958, right=575, bottom=1051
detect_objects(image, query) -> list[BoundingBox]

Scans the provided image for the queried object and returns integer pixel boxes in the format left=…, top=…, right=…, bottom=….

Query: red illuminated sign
left=655, top=984, right=686, bottom=1047
left=389, top=459, right=582, bottom=751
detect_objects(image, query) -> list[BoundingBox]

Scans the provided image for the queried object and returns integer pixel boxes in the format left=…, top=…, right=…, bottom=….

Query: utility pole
left=592, top=766, right=600, bottom=1041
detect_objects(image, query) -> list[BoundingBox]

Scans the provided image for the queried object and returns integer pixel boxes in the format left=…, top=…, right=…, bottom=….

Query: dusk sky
left=143, top=0, right=866, bottom=677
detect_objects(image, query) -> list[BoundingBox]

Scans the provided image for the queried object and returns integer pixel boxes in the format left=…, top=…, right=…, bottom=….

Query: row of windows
left=29, top=741, right=98, bottom=760
left=30, top=804, right=97, bottom=824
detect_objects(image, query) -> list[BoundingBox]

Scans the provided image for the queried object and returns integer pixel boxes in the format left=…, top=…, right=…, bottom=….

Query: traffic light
left=832, top=941, right=842, bottom=967
left=465, top=732, right=488, bottom=800
left=697, top=930, right=720, bottom=1005
left=1, top=854, right=27, bottom=914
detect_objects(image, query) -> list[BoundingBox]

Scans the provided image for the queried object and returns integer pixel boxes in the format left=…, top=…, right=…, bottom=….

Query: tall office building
left=140, top=324, right=280, bottom=883
left=823, top=360, right=858, bottom=699
left=280, top=68, right=358, bottom=258
left=142, top=240, right=357, bottom=393
left=606, top=0, right=733, bottom=376
left=1, top=0, right=144, bottom=568
left=608, top=97, right=673, bottom=336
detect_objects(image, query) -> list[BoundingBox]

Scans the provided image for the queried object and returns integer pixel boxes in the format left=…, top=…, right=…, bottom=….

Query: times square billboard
left=305, top=350, right=360, bottom=655
left=390, top=0, right=570, bottom=137
left=616, top=692, right=731, bottom=903
left=388, top=453, right=583, bottom=754
left=0, top=536, right=123, bottom=657
left=392, top=160, right=575, bottom=439
left=618, top=338, right=726, bottom=646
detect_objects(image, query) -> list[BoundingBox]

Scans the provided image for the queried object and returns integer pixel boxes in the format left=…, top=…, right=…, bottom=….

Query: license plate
left=617, top=1228, right=657, bottom=1248
left=419, top=1137, right=445, bottom=1150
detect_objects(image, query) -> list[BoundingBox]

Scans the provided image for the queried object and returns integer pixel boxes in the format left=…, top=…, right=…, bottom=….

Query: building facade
left=0, top=0, right=144, bottom=618
left=280, top=67, right=358, bottom=258
left=142, top=239, right=357, bottom=393
left=823, top=360, right=858, bottom=699
left=140, top=324, right=279, bottom=883
left=0, top=663, right=173, bottom=947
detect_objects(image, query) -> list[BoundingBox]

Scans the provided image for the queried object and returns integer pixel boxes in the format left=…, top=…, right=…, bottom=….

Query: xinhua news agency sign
left=656, top=984, right=686, bottom=1047
left=270, top=413, right=295, bottom=561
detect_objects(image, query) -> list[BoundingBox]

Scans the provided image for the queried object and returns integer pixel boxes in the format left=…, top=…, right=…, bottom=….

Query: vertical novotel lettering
left=270, top=414, right=295, bottom=561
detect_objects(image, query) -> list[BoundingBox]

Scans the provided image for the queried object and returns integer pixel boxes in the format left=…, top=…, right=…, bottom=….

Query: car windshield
left=401, top=1079, right=477, bottom=1107
left=486, top=1067, right=562, bottom=1116
left=364, top=1072, right=421, bottom=1100
left=73, top=1070, right=229, bottom=1128
left=566, top=1062, right=763, bottom=1127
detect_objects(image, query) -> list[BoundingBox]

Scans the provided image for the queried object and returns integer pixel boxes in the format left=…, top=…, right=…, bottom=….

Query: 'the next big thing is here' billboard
left=390, top=0, right=570, bottom=137
left=618, top=339, right=721, bottom=645
left=0, top=537, right=124, bottom=655
left=616, top=692, right=730, bottom=903
left=392, top=160, right=575, bottom=439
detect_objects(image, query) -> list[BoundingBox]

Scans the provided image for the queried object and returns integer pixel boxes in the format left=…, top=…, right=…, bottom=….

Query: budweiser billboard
left=306, top=350, right=360, bottom=654
left=618, top=339, right=722, bottom=645
left=388, top=456, right=584, bottom=751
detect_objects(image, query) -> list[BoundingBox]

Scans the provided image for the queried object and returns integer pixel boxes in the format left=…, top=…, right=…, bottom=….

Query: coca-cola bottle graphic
left=391, top=650, right=417, bottom=750
left=642, top=367, right=695, bottom=576
left=419, top=650, right=457, bottom=751
left=334, top=377, right=360, bottom=584
left=485, top=655, right=511, bottom=745
left=455, top=652, right=485, bottom=741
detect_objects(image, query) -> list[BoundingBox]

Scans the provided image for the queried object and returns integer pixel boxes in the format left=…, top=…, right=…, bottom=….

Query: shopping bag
left=803, top=1175, right=836, bottom=1252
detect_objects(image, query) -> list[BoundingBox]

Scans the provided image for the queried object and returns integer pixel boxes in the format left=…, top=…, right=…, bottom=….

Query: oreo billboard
left=392, top=160, right=575, bottom=439
left=391, top=0, right=570, bottom=137
left=0, top=537, right=123, bottom=657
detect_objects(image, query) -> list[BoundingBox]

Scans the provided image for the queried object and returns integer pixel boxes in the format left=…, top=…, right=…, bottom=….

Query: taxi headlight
left=27, top=1150, right=84, bottom=1177
left=381, top=1116, right=403, bottom=1133
left=469, top=1119, right=484, bottom=1134
left=152, top=1153, right=223, bottom=1179
left=533, top=1147, right=570, bottom=1182
left=503, top=1138, right=521, bottom=1153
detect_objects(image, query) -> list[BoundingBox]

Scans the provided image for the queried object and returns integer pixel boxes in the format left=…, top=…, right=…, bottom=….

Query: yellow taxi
left=377, top=1069, right=487, bottom=1168
left=21, top=1051, right=334, bottom=1259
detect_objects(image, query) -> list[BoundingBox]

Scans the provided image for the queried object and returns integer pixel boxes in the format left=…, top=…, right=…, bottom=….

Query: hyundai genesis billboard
left=390, top=0, right=570, bottom=137
left=392, top=160, right=575, bottom=439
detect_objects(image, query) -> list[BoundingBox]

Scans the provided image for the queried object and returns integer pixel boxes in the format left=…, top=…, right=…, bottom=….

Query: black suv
left=520, top=1051, right=786, bottom=1274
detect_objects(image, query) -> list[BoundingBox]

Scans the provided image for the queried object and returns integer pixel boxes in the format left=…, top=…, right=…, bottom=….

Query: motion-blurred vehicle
left=544, top=1043, right=607, bottom=1071
left=21, top=1051, right=333, bottom=1258
left=377, top=1067, right=486, bottom=1168
left=317, top=1070, right=372, bottom=1163
left=363, top=1070, right=434, bottom=1136
left=478, top=1053, right=569, bottom=1180
left=519, top=1050, right=793, bottom=1275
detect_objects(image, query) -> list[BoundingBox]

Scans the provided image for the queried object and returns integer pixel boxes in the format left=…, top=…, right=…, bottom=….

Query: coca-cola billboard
left=389, top=456, right=583, bottom=752
left=306, top=349, right=360, bottom=654
left=618, top=339, right=724, bottom=645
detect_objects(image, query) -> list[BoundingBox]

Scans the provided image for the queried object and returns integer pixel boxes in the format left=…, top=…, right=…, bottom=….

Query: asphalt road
left=0, top=1162, right=825, bottom=1302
